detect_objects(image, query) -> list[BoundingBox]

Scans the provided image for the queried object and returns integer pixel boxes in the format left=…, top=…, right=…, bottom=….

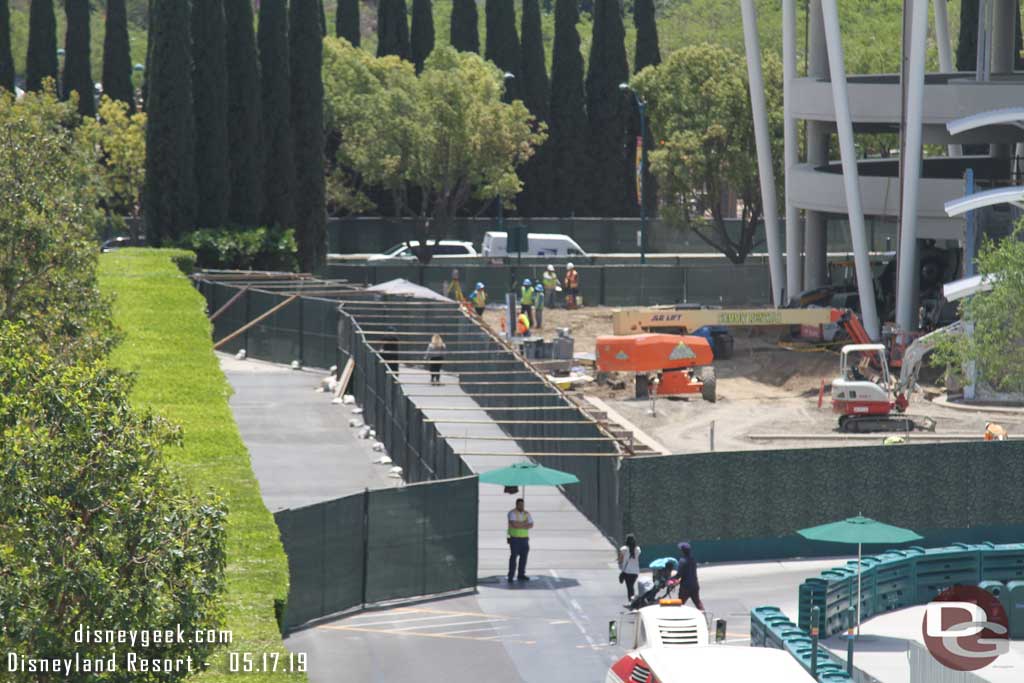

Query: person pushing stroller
left=628, top=557, right=679, bottom=610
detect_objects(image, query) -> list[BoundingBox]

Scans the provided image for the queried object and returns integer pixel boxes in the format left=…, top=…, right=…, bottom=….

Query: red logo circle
left=922, top=585, right=1009, bottom=671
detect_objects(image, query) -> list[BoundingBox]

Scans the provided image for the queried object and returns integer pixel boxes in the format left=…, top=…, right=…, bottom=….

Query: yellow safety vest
left=521, top=286, right=535, bottom=305
left=542, top=272, right=558, bottom=290
left=473, top=289, right=487, bottom=307
left=508, top=511, right=530, bottom=538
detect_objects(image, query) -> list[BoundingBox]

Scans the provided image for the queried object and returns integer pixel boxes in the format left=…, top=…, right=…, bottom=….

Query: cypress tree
left=585, top=0, right=630, bottom=216
left=26, top=0, right=57, bottom=92
left=291, top=0, right=326, bottom=272
left=410, top=0, right=434, bottom=73
left=516, top=0, right=549, bottom=216
left=224, top=0, right=264, bottom=226
left=64, top=0, right=95, bottom=118
left=632, top=0, right=659, bottom=216
left=377, top=0, right=410, bottom=60
left=259, top=0, right=295, bottom=228
left=336, top=0, right=360, bottom=46
left=547, top=0, right=588, bottom=216
left=0, top=0, right=14, bottom=93
left=143, top=0, right=197, bottom=244
left=485, top=0, right=519, bottom=101
left=103, top=0, right=135, bottom=111
left=450, top=0, right=478, bottom=54
left=192, top=0, right=230, bottom=228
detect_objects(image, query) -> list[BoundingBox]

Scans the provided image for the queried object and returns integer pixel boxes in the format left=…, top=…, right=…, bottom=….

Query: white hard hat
left=567, top=262, right=575, bottom=269
left=547, top=264, right=554, bottom=271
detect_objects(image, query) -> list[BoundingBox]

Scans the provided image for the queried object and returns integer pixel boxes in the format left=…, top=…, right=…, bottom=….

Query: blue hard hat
left=476, top=282, right=485, bottom=289
left=523, top=278, right=532, bottom=286
left=535, top=283, right=544, bottom=291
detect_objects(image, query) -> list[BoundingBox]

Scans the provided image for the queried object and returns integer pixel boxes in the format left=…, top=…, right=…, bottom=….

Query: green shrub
left=182, top=226, right=299, bottom=271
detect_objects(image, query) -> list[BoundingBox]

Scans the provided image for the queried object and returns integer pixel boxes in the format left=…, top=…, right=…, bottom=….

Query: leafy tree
left=82, top=97, right=147, bottom=235
left=224, top=0, right=264, bottom=227
left=485, top=0, right=518, bottom=100
left=26, top=0, right=57, bottom=92
left=934, top=227, right=1024, bottom=395
left=0, top=323, right=228, bottom=683
left=102, top=0, right=135, bottom=112
left=411, top=0, right=434, bottom=73
left=143, top=0, right=196, bottom=245
left=631, top=0, right=660, bottom=216
left=547, top=0, right=588, bottom=217
left=63, top=0, right=95, bottom=118
left=377, top=0, right=410, bottom=60
left=585, top=0, right=630, bottom=216
left=632, top=43, right=783, bottom=264
left=322, top=42, right=543, bottom=261
left=258, top=0, right=295, bottom=228
left=450, top=0, right=479, bottom=54
left=291, top=0, right=327, bottom=272
left=516, top=0, right=549, bottom=216
left=336, top=0, right=361, bottom=46
left=0, top=0, right=13, bottom=93
left=192, top=0, right=230, bottom=228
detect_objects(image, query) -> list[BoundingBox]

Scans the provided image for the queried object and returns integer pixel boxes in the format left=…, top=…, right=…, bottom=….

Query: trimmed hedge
left=99, top=249, right=305, bottom=682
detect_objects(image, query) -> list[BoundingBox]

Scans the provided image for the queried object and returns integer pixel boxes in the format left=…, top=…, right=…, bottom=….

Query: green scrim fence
left=621, top=441, right=1024, bottom=563
left=274, top=476, right=478, bottom=632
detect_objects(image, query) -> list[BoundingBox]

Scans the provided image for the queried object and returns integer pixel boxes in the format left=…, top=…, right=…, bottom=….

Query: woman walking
left=617, top=534, right=642, bottom=603
left=425, top=334, right=446, bottom=385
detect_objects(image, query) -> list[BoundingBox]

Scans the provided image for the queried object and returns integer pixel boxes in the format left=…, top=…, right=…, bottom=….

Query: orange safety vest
left=517, top=313, right=531, bottom=335
left=565, top=269, right=579, bottom=288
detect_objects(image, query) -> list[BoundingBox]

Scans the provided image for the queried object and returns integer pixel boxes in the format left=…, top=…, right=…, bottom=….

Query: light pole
left=497, top=72, right=516, bottom=230
left=57, top=48, right=66, bottom=98
left=620, top=82, right=648, bottom=264
left=133, top=63, right=145, bottom=110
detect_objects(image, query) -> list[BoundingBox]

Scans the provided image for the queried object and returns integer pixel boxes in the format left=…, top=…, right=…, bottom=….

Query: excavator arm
left=894, top=321, right=966, bottom=396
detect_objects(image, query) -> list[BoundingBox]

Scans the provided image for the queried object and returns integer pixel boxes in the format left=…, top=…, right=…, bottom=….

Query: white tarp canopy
left=364, top=278, right=453, bottom=303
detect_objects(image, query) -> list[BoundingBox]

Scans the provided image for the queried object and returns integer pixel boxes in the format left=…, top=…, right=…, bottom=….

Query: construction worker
left=516, top=307, right=531, bottom=337
left=444, top=268, right=466, bottom=302
left=533, top=282, right=545, bottom=329
left=520, top=278, right=535, bottom=326
left=469, top=282, right=487, bottom=316
left=542, top=265, right=559, bottom=308
left=564, top=262, right=580, bottom=309
left=507, top=497, right=533, bottom=582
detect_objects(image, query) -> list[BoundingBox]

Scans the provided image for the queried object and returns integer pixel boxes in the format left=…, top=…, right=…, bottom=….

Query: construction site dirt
left=481, top=305, right=1024, bottom=454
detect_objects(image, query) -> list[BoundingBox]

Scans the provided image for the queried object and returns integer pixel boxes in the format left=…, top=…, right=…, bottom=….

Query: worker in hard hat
left=564, top=263, right=580, bottom=309
left=542, top=265, right=560, bottom=308
left=533, top=283, right=546, bottom=329
left=516, top=306, right=532, bottom=337
left=520, top=278, right=536, bottom=327
left=469, top=282, right=487, bottom=316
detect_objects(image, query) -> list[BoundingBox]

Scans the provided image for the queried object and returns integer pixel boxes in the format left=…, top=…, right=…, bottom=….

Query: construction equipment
left=831, top=321, right=964, bottom=433
left=596, top=334, right=716, bottom=402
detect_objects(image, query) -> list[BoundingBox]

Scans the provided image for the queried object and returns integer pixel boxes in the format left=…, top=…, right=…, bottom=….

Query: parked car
left=481, top=231, right=588, bottom=258
left=367, top=240, right=478, bottom=262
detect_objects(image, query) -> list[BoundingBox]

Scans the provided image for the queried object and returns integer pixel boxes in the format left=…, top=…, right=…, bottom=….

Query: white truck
left=481, top=231, right=588, bottom=258
left=607, top=600, right=814, bottom=683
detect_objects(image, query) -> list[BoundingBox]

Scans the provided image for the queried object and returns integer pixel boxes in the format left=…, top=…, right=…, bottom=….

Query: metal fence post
left=298, top=297, right=305, bottom=366
left=243, top=288, right=251, bottom=352
left=361, top=487, right=370, bottom=607
left=600, top=267, right=607, bottom=306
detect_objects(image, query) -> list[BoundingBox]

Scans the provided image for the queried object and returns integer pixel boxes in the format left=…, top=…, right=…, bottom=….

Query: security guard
left=520, top=278, right=536, bottom=326
left=507, top=498, right=533, bottom=582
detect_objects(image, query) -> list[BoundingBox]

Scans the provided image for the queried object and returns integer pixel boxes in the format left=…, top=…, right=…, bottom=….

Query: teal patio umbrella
left=798, top=515, right=923, bottom=633
left=478, top=462, right=579, bottom=499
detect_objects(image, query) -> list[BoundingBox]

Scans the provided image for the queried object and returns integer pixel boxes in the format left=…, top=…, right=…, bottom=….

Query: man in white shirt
left=507, top=498, right=534, bottom=582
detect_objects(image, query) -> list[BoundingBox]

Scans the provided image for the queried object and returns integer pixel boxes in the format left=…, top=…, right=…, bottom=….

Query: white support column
left=932, top=0, right=960, bottom=157
left=741, top=0, right=785, bottom=307
left=820, top=0, right=881, bottom=339
left=804, top=0, right=829, bottom=289
left=895, top=0, right=929, bottom=332
left=783, top=0, right=802, bottom=303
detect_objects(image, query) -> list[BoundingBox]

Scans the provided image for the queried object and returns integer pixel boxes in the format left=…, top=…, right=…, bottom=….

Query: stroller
left=628, top=558, right=680, bottom=610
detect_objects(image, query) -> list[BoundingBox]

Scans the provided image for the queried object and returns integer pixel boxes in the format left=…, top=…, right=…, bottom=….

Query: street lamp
left=497, top=72, right=516, bottom=230
left=57, top=48, right=66, bottom=97
left=133, top=63, right=145, bottom=110
left=620, top=82, right=648, bottom=264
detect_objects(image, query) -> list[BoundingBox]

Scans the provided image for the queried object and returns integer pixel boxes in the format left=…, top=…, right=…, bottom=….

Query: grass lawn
left=98, top=249, right=306, bottom=682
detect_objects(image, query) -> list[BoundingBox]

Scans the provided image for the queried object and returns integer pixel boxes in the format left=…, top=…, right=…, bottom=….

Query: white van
left=480, top=231, right=589, bottom=258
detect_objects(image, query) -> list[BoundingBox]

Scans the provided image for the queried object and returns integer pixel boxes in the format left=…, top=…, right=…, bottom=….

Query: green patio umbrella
left=478, top=462, right=579, bottom=499
left=798, top=515, right=923, bottom=633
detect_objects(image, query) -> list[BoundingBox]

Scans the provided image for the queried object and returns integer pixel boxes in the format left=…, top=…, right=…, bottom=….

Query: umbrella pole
left=857, top=542, right=862, bottom=636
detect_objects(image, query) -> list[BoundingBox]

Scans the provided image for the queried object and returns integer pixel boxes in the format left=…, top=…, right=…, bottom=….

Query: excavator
left=832, top=321, right=964, bottom=433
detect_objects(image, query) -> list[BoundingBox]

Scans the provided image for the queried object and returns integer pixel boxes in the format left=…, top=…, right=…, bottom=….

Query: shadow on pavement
left=478, top=575, right=581, bottom=590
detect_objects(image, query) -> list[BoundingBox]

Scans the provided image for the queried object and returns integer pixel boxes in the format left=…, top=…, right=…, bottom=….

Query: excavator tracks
left=838, top=414, right=937, bottom=434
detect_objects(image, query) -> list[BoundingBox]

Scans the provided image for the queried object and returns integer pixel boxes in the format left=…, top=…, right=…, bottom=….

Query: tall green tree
left=547, top=0, right=588, bottom=216
left=336, top=0, right=361, bottom=46
left=259, top=0, right=295, bottom=228
left=63, top=0, right=95, bottom=118
left=631, top=0, right=660, bottom=216
left=411, top=0, right=434, bottom=73
left=450, top=0, right=479, bottom=54
left=26, top=0, right=57, bottom=92
left=516, top=0, right=549, bottom=216
left=485, top=0, right=519, bottom=100
left=0, top=0, right=13, bottom=93
left=291, top=0, right=327, bottom=272
left=225, top=0, right=264, bottom=226
left=377, top=0, right=410, bottom=60
left=143, top=0, right=196, bottom=244
left=102, top=0, right=135, bottom=112
left=585, top=0, right=630, bottom=216
left=192, top=0, right=230, bottom=228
